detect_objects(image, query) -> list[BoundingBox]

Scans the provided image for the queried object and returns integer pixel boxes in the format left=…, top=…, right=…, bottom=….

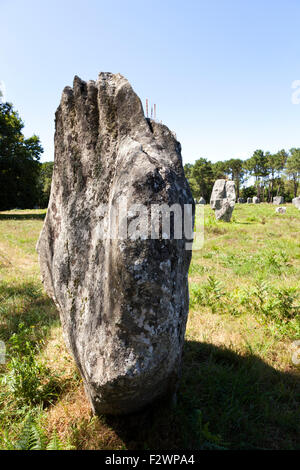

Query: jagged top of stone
left=50, top=72, right=187, bottom=217
left=57, top=72, right=182, bottom=169
left=210, top=179, right=235, bottom=202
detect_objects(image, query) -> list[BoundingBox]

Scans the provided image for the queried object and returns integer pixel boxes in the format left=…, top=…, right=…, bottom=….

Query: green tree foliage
left=184, top=149, right=300, bottom=203
left=245, top=150, right=268, bottom=200
left=211, top=161, right=227, bottom=180
left=38, top=161, right=54, bottom=208
left=266, top=149, right=288, bottom=200
left=0, top=102, right=43, bottom=210
left=192, top=158, right=214, bottom=201
left=224, top=159, right=245, bottom=199
left=286, top=148, right=300, bottom=198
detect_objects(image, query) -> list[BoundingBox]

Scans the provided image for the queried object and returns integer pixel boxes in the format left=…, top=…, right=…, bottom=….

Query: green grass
left=0, top=204, right=299, bottom=449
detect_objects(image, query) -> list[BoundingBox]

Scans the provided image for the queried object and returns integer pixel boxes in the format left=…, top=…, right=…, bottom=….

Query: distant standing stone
left=273, top=196, right=284, bottom=205
left=247, top=197, right=252, bottom=204
left=237, top=198, right=245, bottom=203
left=253, top=197, right=260, bottom=204
left=198, top=197, right=206, bottom=205
left=210, top=179, right=236, bottom=222
left=276, top=207, right=286, bottom=214
left=292, top=197, right=300, bottom=210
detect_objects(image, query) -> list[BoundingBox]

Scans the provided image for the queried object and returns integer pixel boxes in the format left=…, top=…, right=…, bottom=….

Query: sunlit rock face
left=210, top=179, right=236, bottom=222
left=36, top=73, right=194, bottom=415
left=293, top=197, right=300, bottom=210
left=273, top=196, right=284, bottom=205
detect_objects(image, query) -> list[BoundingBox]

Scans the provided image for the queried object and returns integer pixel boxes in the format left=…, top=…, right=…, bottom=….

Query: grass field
left=0, top=204, right=299, bottom=450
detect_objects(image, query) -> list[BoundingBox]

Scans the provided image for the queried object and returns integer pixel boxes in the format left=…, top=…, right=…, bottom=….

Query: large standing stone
left=253, top=197, right=260, bottom=204
left=292, top=197, right=300, bottom=210
left=273, top=196, right=284, bottom=205
left=210, top=179, right=236, bottom=221
left=36, top=73, right=194, bottom=415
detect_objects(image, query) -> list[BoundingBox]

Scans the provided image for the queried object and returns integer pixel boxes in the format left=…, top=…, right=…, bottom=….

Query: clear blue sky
left=1, top=0, right=300, bottom=164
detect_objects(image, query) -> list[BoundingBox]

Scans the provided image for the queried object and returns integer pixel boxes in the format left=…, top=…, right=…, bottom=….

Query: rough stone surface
left=253, top=197, right=260, bottom=204
left=210, top=179, right=236, bottom=221
left=292, top=197, right=300, bottom=210
left=198, top=197, right=206, bottom=205
left=276, top=207, right=286, bottom=214
left=37, top=73, right=194, bottom=415
left=273, top=196, right=284, bottom=205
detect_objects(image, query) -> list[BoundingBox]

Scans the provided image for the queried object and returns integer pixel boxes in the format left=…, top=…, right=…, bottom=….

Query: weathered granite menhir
left=273, top=196, right=284, bottom=205
left=210, top=179, right=236, bottom=221
left=37, top=73, right=194, bottom=415
left=293, top=197, right=300, bottom=210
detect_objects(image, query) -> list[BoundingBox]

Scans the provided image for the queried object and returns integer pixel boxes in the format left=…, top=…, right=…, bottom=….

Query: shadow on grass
left=0, top=280, right=58, bottom=343
left=234, top=221, right=254, bottom=225
left=0, top=213, right=46, bottom=220
left=100, top=341, right=300, bottom=450
left=2, top=280, right=298, bottom=449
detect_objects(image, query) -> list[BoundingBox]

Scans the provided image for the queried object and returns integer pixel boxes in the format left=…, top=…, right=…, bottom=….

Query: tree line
left=184, top=149, right=300, bottom=203
left=1, top=101, right=300, bottom=210
left=0, top=102, right=53, bottom=210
